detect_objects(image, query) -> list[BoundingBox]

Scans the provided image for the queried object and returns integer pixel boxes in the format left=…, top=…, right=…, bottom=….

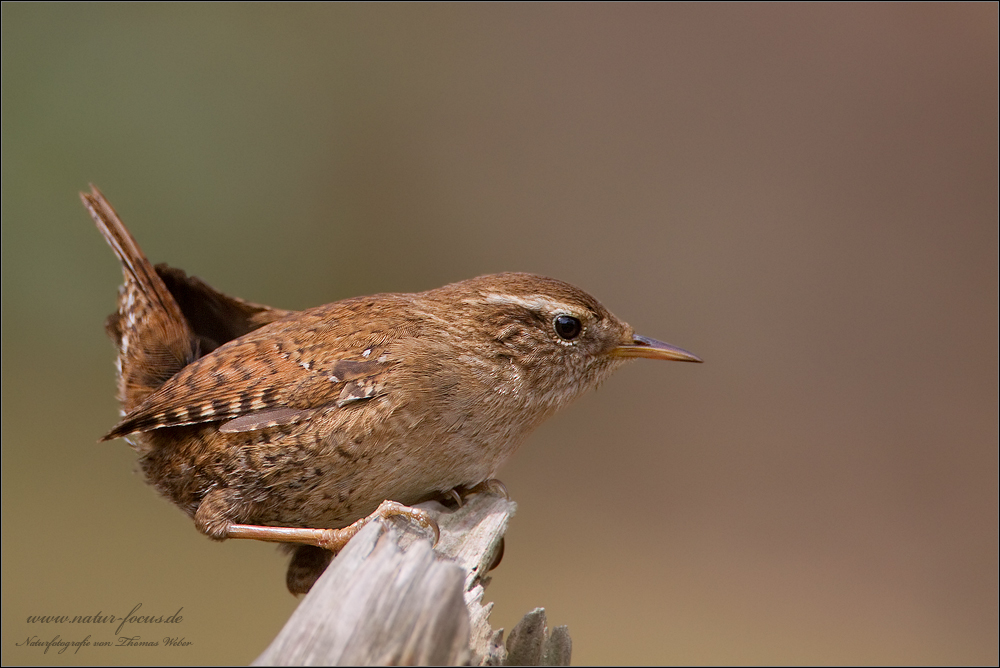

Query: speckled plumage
left=82, top=185, right=700, bottom=594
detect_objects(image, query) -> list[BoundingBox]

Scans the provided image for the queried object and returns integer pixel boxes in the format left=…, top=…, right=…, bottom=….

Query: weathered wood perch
left=253, top=492, right=571, bottom=666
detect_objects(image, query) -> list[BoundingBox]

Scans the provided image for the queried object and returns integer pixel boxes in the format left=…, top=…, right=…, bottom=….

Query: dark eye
left=553, top=315, right=582, bottom=340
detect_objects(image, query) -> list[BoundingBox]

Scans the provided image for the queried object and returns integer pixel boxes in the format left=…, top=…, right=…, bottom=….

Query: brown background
left=2, top=4, right=996, bottom=665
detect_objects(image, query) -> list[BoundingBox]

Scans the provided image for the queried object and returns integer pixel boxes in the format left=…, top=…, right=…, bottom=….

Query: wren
left=82, top=185, right=702, bottom=594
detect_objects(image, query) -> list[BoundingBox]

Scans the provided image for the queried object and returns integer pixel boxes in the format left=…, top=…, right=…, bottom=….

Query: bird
left=81, top=185, right=702, bottom=594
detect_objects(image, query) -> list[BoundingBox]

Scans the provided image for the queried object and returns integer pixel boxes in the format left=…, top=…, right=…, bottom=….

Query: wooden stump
left=254, top=492, right=572, bottom=666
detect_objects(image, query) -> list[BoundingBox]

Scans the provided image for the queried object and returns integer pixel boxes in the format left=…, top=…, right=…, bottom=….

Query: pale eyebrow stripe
left=480, top=293, right=578, bottom=314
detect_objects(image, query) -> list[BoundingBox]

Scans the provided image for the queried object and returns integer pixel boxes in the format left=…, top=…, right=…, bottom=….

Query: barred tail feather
left=81, top=185, right=197, bottom=419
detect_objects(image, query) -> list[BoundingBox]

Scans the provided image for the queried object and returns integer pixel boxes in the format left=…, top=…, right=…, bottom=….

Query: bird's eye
left=553, top=315, right=582, bottom=340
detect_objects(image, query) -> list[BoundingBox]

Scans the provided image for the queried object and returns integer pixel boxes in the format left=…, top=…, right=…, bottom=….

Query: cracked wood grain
left=254, top=492, right=571, bottom=666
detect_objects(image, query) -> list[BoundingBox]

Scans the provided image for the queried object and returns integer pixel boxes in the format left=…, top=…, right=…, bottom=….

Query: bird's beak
left=610, top=335, right=703, bottom=362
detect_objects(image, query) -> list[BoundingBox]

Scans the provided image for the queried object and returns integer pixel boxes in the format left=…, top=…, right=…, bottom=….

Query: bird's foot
left=225, top=499, right=440, bottom=552
left=445, top=478, right=509, bottom=507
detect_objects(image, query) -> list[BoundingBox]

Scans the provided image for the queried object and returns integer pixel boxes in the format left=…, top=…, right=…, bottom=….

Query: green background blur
left=2, top=4, right=996, bottom=665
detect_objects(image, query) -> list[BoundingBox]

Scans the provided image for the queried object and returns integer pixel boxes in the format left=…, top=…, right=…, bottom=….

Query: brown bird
left=82, top=185, right=702, bottom=594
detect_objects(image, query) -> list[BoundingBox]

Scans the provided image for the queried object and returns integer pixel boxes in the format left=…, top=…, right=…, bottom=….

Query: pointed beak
left=610, top=335, right=703, bottom=362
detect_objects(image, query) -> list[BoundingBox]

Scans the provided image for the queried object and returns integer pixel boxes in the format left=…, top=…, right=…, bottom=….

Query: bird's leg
left=270, top=502, right=442, bottom=596
left=436, top=478, right=509, bottom=509
left=195, top=492, right=439, bottom=551
left=454, top=478, right=510, bottom=504
left=226, top=500, right=440, bottom=550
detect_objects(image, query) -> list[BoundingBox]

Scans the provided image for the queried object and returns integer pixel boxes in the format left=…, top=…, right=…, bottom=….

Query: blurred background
left=2, top=4, right=996, bottom=665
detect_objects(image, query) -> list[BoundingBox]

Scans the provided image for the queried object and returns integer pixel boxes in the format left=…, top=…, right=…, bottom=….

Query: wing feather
left=102, top=306, right=396, bottom=440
